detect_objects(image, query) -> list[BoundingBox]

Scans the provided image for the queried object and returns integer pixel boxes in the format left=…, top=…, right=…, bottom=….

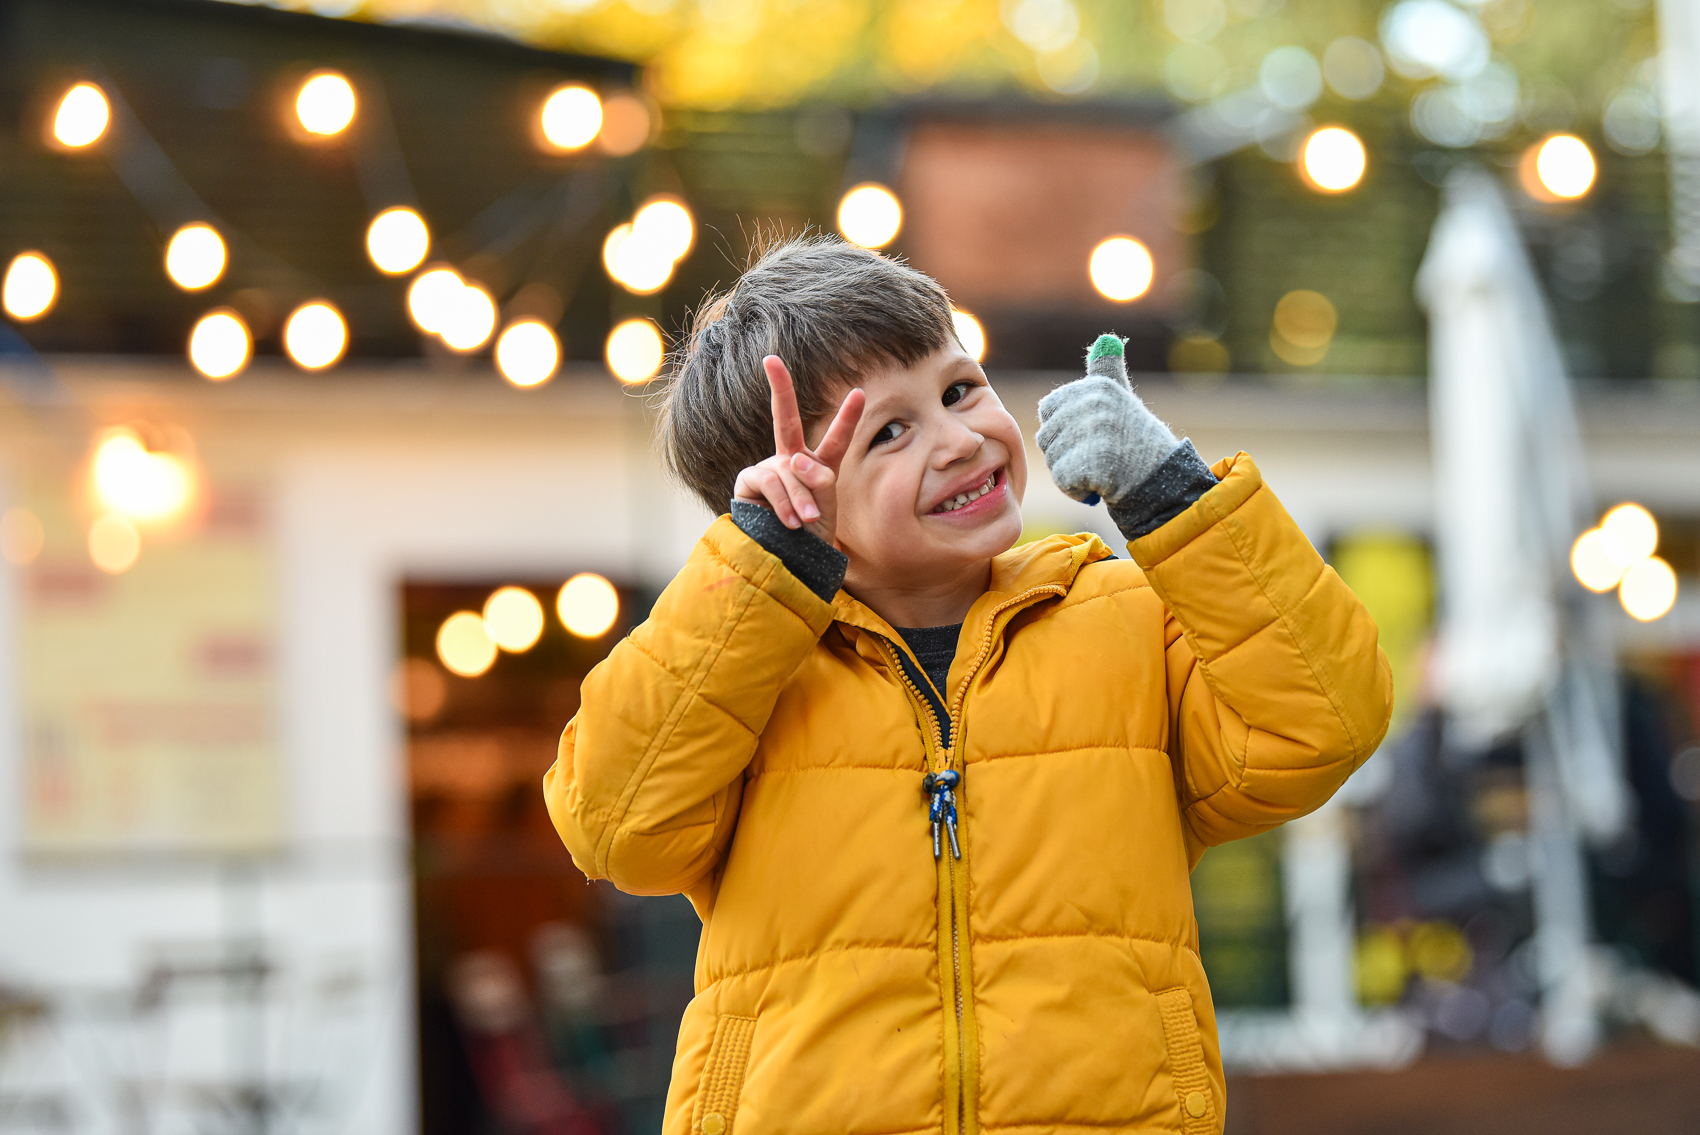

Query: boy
left=545, top=237, right=1391, bottom=1135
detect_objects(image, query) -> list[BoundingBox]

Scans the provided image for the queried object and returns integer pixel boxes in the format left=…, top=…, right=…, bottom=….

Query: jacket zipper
left=877, top=638, right=967, bottom=1133
left=877, top=583, right=1066, bottom=1135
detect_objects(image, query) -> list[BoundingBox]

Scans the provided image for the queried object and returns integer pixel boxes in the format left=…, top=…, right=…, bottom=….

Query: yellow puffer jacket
left=545, top=454, right=1392, bottom=1135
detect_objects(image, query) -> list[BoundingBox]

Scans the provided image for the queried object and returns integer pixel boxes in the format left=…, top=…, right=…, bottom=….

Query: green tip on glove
left=1087, top=334, right=1126, bottom=363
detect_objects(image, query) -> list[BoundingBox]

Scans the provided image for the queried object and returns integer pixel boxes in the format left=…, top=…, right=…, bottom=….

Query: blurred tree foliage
left=329, top=0, right=1657, bottom=116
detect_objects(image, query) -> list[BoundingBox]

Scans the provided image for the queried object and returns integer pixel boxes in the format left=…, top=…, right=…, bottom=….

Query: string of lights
left=3, top=67, right=1604, bottom=394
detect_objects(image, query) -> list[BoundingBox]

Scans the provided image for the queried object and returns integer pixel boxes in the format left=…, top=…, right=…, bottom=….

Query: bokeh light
left=483, top=586, right=546, bottom=652
left=1169, top=334, right=1231, bottom=375
left=88, top=514, right=141, bottom=575
left=557, top=573, right=619, bottom=638
left=837, top=183, right=903, bottom=249
left=1569, top=528, right=1625, bottom=593
left=0, top=507, right=45, bottom=566
left=53, top=83, right=109, bottom=148
left=602, top=196, right=695, bottom=295
left=598, top=92, right=651, bottom=155
left=283, top=301, right=348, bottom=370
left=3, top=252, right=57, bottom=321
left=436, top=611, right=498, bottom=677
left=1088, top=236, right=1155, bottom=302
left=495, top=321, right=560, bottom=388
left=602, top=223, right=675, bottom=294
left=633, top=197, right=694, bottom=263
left=1299, top=126, right=1367, bottom=193
left=366, top=207, right=430, bottom=275
left=540, top=85, right=603, bottom=151
left=1599, top=502, right=1658, bottom=565
left=951, top=308, right=986, bottom=363
left=1271, top=289, right=1337, bottom=365
left=91, top=428, right=195, bottom=523
left=605, top=318, right=665, bottom=385
left=164, top=224, right=227, bottom=291
left=1620, top=556, right=1678, bottom=622
left=296, top=71, right=356, bottom=136
left=1526, top=134, right=1596, bottom=201
left=439, top=282, right=497, bottom=352
left=188, top=310, right=251, bottom=381
left=407, top=266, right=464, bottom=334
left=392, top=657, right=448, bottom=722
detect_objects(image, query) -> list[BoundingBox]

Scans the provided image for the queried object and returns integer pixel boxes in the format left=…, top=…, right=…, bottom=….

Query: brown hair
left=656, top=234, right=957, bottom=515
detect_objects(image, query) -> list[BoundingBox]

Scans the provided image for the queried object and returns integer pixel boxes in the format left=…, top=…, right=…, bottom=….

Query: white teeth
left=936, top=474, right=998, bottom=513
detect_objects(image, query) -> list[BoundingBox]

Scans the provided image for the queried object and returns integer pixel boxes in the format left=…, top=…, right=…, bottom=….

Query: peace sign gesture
left=732, top=355, right=866, bottom=547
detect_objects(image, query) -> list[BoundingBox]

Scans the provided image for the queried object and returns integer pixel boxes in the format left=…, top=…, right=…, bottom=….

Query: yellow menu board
left=18, top=452, right=282, bottom=857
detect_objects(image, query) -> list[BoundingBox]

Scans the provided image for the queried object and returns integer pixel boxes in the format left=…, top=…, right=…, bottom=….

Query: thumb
left=1084, top=333, right=1131, bottom=389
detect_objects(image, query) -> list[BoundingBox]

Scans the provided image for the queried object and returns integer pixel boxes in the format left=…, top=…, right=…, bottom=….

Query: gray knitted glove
left=1036, top=334, right=1181, bottom=506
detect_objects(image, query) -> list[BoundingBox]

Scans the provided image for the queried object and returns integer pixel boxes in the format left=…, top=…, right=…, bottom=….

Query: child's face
left=813, top=341, right=1027, bottom=599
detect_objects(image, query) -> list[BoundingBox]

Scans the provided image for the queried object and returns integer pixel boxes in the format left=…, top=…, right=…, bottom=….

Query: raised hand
left=732, top=356, right=866, bottom=547
left=1036, top=334, right=1179, bottom=506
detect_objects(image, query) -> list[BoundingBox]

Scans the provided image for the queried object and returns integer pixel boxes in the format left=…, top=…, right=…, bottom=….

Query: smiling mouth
left=931, top=470, right=999, bottom=514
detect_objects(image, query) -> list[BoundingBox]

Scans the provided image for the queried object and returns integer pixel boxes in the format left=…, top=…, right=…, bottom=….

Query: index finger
left=764, top=356, right=806, bottom=457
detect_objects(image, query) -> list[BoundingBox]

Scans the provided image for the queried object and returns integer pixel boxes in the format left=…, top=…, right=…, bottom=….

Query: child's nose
left=932, top=419, right=984, bottom=465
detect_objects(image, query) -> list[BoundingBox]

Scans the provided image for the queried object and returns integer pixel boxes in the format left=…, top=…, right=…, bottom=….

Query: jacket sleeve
left=1126, top=453, right=1394, bottom=858
left=543, top=515, right=837, bottom=895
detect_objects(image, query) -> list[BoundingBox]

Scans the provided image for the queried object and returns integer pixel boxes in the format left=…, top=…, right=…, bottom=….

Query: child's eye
left=941, top=381, right=976, bottom=408
left=870, top=420, right=904, bottom=447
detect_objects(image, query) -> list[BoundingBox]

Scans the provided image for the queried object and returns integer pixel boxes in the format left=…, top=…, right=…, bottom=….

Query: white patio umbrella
left=1416, top=167, right=1628, bottom=1065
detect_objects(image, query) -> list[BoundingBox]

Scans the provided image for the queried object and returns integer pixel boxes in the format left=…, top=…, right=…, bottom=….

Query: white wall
left=0, top=361, right=708, bottom=1135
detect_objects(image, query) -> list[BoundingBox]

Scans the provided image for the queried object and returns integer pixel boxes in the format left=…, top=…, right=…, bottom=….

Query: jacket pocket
left=1154, top=987, right=1215, bottom=1134
left=691, top=1014, right=757, bottom=1135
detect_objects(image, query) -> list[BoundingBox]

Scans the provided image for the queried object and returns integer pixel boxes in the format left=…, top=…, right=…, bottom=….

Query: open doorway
left=399, top=578, right=699, bottom=1135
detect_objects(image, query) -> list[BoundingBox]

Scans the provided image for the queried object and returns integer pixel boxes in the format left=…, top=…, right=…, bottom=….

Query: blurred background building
left=1, top=0, right=1699, bottom=1133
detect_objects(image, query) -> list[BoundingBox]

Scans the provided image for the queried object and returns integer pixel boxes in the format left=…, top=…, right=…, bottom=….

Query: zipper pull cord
left=922, top=769, right=962, bottom=860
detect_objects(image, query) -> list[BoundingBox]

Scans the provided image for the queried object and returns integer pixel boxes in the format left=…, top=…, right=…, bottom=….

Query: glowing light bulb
left=1526, top=133, right=1596, bottom=201
left=1299, top=126, right=1367, bottom=193
left=3, top=252, right=57, bottom=321
left=1089, top=236, right=1155, bottom=302
left=90, top=428, right=194, bottom=523
left=557, top=573, right=619, bottom=638
left=952, top=308, right=986, bottom=363
left=605, top=319, right=664, bottom=385
left=296, top=71, right=356, bottom=136
left=1619, top=556, right=1677, bottom=622
left=540, top=85, right=603, bottom=151
left=407, top=267, right=464, bottom=334
left=439, top=283, right=497, bottom=352
left=164, top=223, right=227, bottom=291
left=632, top=196, right=695, bottom=263
left=495, top=321, right=560, bottom=388
left=188, top=310, right=251, bottom=381
left=283, top=301, right=348, bottom=370
left=366, top=207, right=430, bottom=275
left=53, top=83, right=109, bottom=148
left=483, top=586, right=546, bottom=652
left=1570, top=528, right=1625, bottom=593
left=837, top=183, right=902, bottom=249
left=436, top=611, right=497, bottom=677
left=602, top=223, right=675, bottom=294
left=88, top=513, right=140, bottom=575
left=1599, top=502, right=1658, bottom=566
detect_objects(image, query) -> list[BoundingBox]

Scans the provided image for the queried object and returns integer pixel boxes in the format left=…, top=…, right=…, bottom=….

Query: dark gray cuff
left=1106, top=439, right=1218, bottom=541
left=730, top=499, right=848, bottom=603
